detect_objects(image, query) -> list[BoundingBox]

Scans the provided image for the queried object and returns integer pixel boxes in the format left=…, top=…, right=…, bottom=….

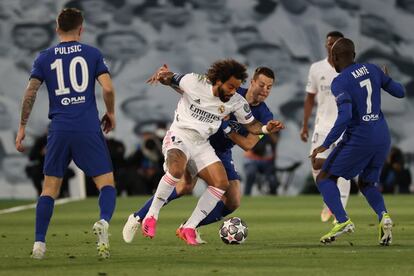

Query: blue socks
left=134, top=188, right=180, bottom=219
left=35, top=196, right=55, bottom=242
left=360, top=184, right=387, bottom=221
left=99, top=185, right=116, bottom=222
left=197, top=201, right=234, bottom=227
left=317, top=178, right=348, bottom=223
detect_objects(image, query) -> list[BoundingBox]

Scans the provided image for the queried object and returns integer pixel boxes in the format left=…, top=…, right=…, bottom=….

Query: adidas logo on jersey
left=194, top=98, right=201, bottom=104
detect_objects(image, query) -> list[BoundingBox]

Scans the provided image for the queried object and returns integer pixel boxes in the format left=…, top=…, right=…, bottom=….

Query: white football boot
left=122, top=214, right=141, bottom=243
left=31, top=241, right=46, bottom=259
left=93, top=219, right=110, bottom=259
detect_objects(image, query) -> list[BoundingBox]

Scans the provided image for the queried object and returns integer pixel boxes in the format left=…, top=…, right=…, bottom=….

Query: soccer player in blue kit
left=310, top=38, right=405, bottom=245
left=123, top=67, right=279, bottom=244
left=15, top=8, right=117, bottom=259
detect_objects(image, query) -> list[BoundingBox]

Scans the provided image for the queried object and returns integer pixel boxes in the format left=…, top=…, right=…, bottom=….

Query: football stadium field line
left=0, top=197, right=82, bottom=215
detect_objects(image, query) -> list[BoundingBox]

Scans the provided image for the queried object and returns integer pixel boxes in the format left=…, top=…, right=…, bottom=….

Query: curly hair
left=206, top=59, right=248, bottom=85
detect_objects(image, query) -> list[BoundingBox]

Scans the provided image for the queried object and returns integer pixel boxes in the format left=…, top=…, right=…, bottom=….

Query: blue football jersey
left=30, top=41, right=109, bottom=132
left=209, top=87, right=274, bottom=152
left=322, top=63, right=405, bottom=148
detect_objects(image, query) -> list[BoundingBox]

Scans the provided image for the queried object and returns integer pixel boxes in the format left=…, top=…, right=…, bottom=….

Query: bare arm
left=15, top=78, right=42, bottom=152
left=227, top=132, right=261, bottom=151
left=97, top=73, right=116, bottom=133
left=244, top=119, right=284, bottom=135
left=300, top=93, right=315, bottom=142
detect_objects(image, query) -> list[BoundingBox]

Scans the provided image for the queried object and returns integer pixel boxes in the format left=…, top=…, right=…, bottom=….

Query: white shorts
left=162, top=129, right=220, bottom=174
left=309, top=130, right=341, bottom=159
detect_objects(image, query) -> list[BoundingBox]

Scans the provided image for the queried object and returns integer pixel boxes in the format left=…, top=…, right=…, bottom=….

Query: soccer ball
left=219, top=217, right=248, bottom=244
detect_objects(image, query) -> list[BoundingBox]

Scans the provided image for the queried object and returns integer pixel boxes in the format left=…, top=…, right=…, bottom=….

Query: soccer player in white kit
left=142, top=59, right=284, bottom=245
left=300, top=31, right=351, bottom=222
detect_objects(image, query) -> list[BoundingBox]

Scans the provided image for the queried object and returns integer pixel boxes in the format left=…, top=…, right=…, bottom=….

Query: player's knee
left=214, top=180, right=230, bottom=191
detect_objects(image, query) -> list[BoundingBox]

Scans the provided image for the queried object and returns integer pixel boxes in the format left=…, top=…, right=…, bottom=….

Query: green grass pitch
left=0, top=195, right=413, bottom=276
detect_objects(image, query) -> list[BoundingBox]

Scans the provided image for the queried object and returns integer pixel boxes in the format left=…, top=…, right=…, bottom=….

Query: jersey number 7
left=359, top=79, right=372, bottom=114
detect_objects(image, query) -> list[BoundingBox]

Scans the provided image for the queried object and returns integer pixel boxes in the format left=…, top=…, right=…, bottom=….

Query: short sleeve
left=178, top=73, right=198, bottom=92
left=96, top=50, right=110, bottom=78
left=232, top=95, right=254, bottom=125
left=30, top=53, right=45, bottom=82
left=305, top=64, right=317, bottom=94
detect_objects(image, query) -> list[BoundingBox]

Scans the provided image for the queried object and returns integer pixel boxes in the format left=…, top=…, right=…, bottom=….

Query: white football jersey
left=305, top=58, right=338, bottom=133
left=170, top=73, right=254, bottom=141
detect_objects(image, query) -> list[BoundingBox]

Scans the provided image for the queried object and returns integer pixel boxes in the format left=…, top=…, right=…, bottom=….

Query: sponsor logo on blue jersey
left=61, top=96, right=86, bottom=106
left=362, top=114, right=379, bottom=122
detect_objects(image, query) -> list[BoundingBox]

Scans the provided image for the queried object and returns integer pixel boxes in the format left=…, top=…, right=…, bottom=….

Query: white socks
left=337, top=177, right=350, bottom=209
left=147, top=172, right=180, bottom=220
left=183, top=186, right=225, bottom=229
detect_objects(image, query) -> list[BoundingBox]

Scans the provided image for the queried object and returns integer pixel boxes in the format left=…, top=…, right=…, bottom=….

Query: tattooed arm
left=15, top=78, right=42, bottom=152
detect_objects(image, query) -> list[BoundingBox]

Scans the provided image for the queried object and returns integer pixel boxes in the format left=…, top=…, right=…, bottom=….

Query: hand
left=265, top=120, right=285, bottom=133
left=300, top=125, right=309, bottom=142
left=146, top=64, right=170, bottom=85
left=309, top=145, right=327, bottom=163
left=15, top=127, right=26, bottom=152
left=101, top=112, right=115, bottom=134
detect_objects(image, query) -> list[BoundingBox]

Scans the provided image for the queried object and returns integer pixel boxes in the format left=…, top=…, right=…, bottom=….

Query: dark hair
left=253, top=66, right=274, bottom=80
left=96, top=31, right=147, bottom=46
left=57, top=8, right=83, bottom=32
left=326, top=31, right=344, bottom=38
left=206, top=59, right=248, bottom=85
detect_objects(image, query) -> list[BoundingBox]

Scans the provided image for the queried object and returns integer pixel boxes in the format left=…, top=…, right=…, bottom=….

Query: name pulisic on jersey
left=55, top=45, right=82, bottom=55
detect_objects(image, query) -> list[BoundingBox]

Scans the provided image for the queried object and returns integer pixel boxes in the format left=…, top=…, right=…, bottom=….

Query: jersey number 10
left=51, top=57, right=89, bottom=95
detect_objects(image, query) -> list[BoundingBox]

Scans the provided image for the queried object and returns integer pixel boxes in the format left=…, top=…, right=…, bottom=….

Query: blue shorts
left=216, top=150, right=240, bottom=181
left=322, top=141, right=390, bottom=183
left=44, top=131, right=113, bottom=177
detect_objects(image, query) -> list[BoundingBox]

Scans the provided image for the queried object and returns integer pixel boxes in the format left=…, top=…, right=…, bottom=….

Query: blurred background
left=0, top=0, right=413, bottom=199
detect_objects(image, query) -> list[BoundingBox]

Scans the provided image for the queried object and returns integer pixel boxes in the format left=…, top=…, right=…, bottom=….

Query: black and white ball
left=219, top=217, right=248, bottom=244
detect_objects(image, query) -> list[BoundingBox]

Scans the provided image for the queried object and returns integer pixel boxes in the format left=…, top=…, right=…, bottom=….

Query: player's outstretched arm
left=16, top=78, right=42, bottom=152
left=98, top=73, right=116, bottom=134
left=244, top=119, right=285, bottom=135
left=147, top=64, right=185, bottom=94
left=227, top=132, right=261, bottom=151
left=380, top=66, right=405, bottom=99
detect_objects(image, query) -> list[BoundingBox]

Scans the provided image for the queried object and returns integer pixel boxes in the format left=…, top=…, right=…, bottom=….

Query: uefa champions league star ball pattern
left=219, top=217, right=248, bottom=244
